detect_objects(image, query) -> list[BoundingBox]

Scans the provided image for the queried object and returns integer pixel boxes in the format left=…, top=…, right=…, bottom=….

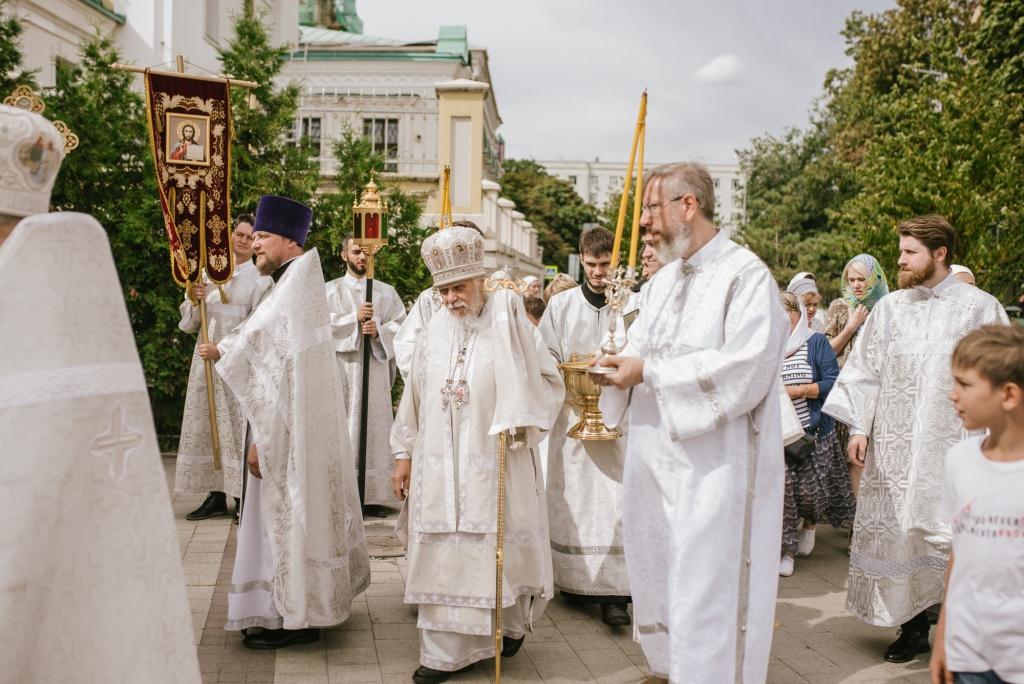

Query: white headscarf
left=951, top=264, right=974, bottom=278
left=784, top=295, right=812, bottom=357
left=786, top=276, right=818, bottom=299
left=522, top=275, right=539, bottom=286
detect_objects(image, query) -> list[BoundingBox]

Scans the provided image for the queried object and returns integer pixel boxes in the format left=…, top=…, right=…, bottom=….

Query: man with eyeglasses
left=175, top=213, right=272, bottom=523
left=594, top=162, right=788, bottom=683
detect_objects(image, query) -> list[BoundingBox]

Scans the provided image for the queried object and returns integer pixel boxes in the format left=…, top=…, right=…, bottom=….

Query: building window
left=568, top=175, right=577, bottom=185
left=713, top=178, right=720, bottom=189
left=299, top=117, right=322, bottom=156
left=732, top=178, right=740, bottom=189
left=363, top=118, right=398, bottom=172
left=206, top=0, right=221, bottom=43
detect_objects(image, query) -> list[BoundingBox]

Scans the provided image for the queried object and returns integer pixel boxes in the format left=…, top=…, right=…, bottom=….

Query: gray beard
left=655, top=223, right=692, bottom=264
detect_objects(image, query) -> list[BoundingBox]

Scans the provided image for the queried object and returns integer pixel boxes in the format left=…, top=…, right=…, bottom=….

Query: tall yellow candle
left=627, top=121, right=646, bottom=270
left=610, top=91, right=647, bottom=268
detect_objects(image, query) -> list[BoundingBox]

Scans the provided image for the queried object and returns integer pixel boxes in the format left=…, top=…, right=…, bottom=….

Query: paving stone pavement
left=167, top=459, right=933, bottom=683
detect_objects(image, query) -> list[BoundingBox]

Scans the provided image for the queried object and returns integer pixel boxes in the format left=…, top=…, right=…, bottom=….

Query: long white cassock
left=325, top=273, right=407, bottom=506
left=175, top=260, right=271, bottom=499
left=392, top=288, right=563, bottom=671
left=601, top=230, right=787, bottom=683
left=822, top=274, right=1008, bottom=627
left=216, top=250, right=371, bottom=630
left=1, top=213, right=200, bottom=682
left=538, top=287, right=630, bottom=598
left=394, top=287, right=438, bottom=380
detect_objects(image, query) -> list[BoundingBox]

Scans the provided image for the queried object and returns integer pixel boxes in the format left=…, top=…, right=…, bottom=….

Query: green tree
left=499, top=159, right=599, bottom=270
left=218, top=0, right=320, bottom=212
left=46, top=34, right=191, bottom=437
left=738, top=0, right=1024, bottom=302
left=310, top=124, right=430, bottom=303
left=0, top=0, right=36, bottom=93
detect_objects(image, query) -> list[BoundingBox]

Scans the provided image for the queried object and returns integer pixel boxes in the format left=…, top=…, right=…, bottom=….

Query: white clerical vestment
left=216, top=250, right=370, bottom=630
left=325, top=273, right=406, bottom=506
left=822, top=274, right=1008, bottom=627
left=0, top=213, right=200, bottom=683
left=395, top=287, right=438, bottom=380
left=392, top=289, right=563, bottom=671
left=175, top=260, right=271, bottom=499
left=601, top=231, right=787, bottom=683
left=538, top=286, right=630, bottom=598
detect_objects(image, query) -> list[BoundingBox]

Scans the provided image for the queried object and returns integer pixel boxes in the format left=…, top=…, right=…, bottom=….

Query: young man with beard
left=537, top=226, right=633, bottom=626
left=325, top=235, right=406, bottom=510
left=390, top=224, right=563, bottom=683
left=176, top=214, right=272, bottom=522
left=199, top=195, right=370, bottom=649
left=823, top=215, right=1008, bottom=664
left=594, top=162, right=788, bottom=683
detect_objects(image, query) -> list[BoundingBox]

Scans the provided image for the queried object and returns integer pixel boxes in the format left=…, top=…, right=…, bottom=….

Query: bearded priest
left=595, top=162, right=788, bottom=683
left=202, top=195, right=370, bottom=649
left=390, top=224, right=563, bottom=684
left=823, top=215, right=1008, bottom=664
left=325, top=235, right=406, bottom=509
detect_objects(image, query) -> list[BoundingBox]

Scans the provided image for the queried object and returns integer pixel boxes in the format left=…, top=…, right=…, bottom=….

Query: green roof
left=294, top=24, right=470, bottom=65
left=79, top=0, right=125, bottom=24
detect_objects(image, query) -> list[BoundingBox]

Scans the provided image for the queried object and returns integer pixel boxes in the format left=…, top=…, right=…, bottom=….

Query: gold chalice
left=559, top=353, right=621, bottom=441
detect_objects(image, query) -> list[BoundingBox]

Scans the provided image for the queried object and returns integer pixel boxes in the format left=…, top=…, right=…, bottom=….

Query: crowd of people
left=3, top=102, right=1024, bottom=684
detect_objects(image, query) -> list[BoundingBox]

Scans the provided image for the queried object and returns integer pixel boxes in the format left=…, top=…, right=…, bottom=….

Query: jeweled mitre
left=421, top=225, right=486, bottom=287
left=0, top=104, right=64, bottom=217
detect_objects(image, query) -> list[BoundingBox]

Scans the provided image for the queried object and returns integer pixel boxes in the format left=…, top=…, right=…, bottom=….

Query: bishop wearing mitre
left=390, top=223, right=563, bottom=683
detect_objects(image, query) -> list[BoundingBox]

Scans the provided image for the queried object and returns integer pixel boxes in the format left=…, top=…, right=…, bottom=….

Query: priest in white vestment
left=204, top=195, right=370, bottom=650
left=822, top=215, right=1008, bottom=663
left=175, top=214, right=272, bottom=520
left=538, top=226, right=632, bottom=626
left=596, top=162, right=787, bottom=684
left=390, top=224, right=563, bottom=684
left=0, top=104, right=200, bottom=683
left=326, top=236, right=406, bottom=508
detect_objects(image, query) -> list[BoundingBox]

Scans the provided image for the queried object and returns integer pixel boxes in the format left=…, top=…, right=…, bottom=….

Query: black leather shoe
left=883, top=628, right=930, bottom=663
left=601, top=602, right=631, bottom=626
left=243, top=627, right=319, bottom=650
left=411, top=664, right=472, bottom=683
left=501, top=635, right=525, bottom=657
left=186, top=492, right=229, bottom=521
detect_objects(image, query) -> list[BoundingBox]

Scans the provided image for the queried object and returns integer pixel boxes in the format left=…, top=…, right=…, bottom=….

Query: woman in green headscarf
left=825, top=254, right=889, bottom=367
left=825, top=254, right=889, bottom=498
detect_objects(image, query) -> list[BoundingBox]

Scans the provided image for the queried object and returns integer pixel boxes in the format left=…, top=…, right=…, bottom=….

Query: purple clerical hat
left=254, top=195, right=312, bottom=246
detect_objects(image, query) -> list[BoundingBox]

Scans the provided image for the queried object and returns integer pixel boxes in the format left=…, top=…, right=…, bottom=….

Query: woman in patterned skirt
left=779, top=292, right=855, bottom=577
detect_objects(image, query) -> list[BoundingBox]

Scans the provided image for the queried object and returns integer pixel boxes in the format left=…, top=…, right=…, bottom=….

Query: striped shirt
left=781, top=342, right=813, bottom=429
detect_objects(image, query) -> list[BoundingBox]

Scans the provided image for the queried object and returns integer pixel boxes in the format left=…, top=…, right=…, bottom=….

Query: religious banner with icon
left=143, top=71, right=233, bottom=286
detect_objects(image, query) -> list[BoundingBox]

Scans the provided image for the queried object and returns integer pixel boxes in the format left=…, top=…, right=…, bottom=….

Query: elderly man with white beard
left=594, top=162, right=788, bottom=683
left=390, top=224, right=563, bottom=683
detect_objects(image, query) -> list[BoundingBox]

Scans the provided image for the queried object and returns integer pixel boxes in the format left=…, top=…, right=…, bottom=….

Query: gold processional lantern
left=352, top=175, right=389, bottom=270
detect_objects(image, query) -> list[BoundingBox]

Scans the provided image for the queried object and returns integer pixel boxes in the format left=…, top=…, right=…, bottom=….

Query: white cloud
left=693, top=54, right=744, bottom=85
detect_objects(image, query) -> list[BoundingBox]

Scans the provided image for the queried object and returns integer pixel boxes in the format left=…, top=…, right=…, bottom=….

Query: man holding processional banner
left=390, top=193, right=563, bottom=682
left=175, top=213, right=272, bottom=521
left=139, top=66, right=241, bottom=514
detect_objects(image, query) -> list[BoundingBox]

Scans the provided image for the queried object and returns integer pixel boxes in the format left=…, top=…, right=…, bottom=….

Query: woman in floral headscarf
left=825, top=254, right=889, bottom=498
left=825, top=254, right=889, bottom=366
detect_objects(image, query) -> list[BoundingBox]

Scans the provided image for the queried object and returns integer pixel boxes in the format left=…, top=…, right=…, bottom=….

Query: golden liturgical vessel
left=560, top=353, right=621, bottom=441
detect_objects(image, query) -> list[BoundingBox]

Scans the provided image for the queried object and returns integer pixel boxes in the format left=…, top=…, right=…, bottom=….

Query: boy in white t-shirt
left=931, top=324, right=1024, bottom=684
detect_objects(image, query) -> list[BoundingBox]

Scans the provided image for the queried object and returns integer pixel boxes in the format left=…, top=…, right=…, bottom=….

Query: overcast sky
left=357, top=0, right=894, bottom=165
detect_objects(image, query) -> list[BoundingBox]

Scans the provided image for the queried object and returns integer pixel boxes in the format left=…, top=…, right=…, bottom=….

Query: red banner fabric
left=144, top=72, right=233, bottom=285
